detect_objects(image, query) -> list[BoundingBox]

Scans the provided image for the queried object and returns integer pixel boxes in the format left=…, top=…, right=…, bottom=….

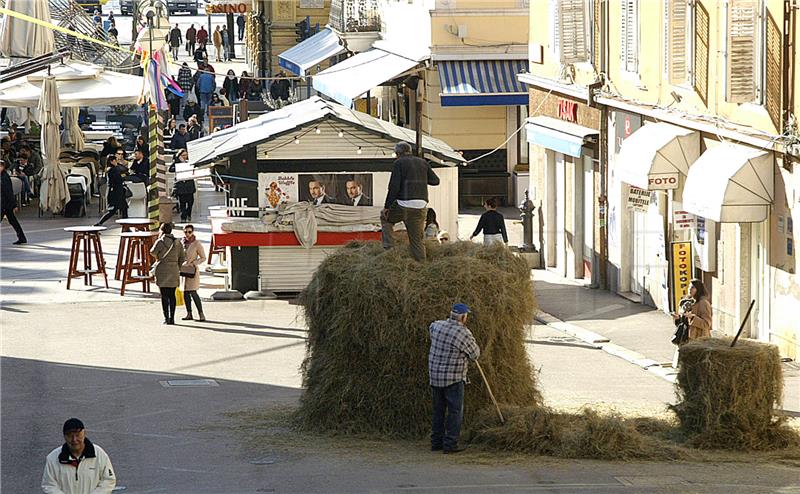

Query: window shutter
left=620, top=0, right=638, bottom=72
left=592, top=0, right=602, bottom=69
left=694, top=1, right=710, bottom=104
left=668, top=0, right=688, bottom=84
left=551, top=0, right=561, bottom=58
left=560, top=0, right=589, bottom=63
left=726, top=0, right=757, bottom=103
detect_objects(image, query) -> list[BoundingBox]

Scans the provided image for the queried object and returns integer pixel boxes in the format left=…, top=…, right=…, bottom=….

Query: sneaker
left=182, top=314, right=193, bottom=321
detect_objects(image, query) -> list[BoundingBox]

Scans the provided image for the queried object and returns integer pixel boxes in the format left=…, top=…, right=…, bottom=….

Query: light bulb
left=264, top=152, right=269, bottom=158
left=315, top=127, right=321, bottom=134
left=391, top=152, right=397, bottom=158
left=294, top=137, right=300, bottom=145
left=356, top=147, right=362, bottom=155
left=338, top=131, right=344, bottom=138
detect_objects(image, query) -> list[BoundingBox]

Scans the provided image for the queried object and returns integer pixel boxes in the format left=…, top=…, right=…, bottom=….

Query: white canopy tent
left=0, top=61, right=143, bottom=107
left=38, top=75, right=68, bottom=214
left=683, top=143, right=775, bottom=223
left=615, top=122, right=700, bottom=190
left=61, top=107, right=85, bottom=151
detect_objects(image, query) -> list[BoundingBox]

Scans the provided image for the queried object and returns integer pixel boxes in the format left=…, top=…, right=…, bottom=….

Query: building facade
left=523, top=0, right=799, bottom=358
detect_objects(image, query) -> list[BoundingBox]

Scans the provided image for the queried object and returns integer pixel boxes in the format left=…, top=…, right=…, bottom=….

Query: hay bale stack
left=672, top=338, right=798, bottom=450
left=297, top=241, right=540, bottom=438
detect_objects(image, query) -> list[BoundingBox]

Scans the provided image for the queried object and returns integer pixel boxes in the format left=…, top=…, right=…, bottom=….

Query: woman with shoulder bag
left=180, top=224, right=206, bottom=321
left=150, top=222, right=186, bottom=325
left=672, top=278, right=713, bottom=343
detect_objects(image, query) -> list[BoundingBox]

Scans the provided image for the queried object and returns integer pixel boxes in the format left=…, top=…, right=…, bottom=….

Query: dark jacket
left=222, top=77, right=239, bottom=100
left=106, top=164, right=127, bottom=209
left=384, top=155, right=440, bottom=208
left=187, top=124, right=203, bottom=141
left=171, top=131, right=188, bottom=150
left=130, top=158, right=149, bottom=179
left=186, top=26, right=196, bottom=42
left=183, top=103, right=201, bottom=122
left=1, top=169, right=16, bottom=210
left=174, top=179, right=196, bottom=196
left=169, top=27, right=182, bottom=47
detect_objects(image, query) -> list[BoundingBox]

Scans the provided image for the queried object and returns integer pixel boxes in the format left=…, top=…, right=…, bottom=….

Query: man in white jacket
left=42, top=418, right=116, bottom=494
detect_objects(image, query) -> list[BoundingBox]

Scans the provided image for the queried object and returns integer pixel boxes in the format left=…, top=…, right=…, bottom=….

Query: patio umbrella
left=0, top=0, right=56, bottom=127
left=61, top=107, right=85, bottom=151
left=38, top=75, right=67, bottom=214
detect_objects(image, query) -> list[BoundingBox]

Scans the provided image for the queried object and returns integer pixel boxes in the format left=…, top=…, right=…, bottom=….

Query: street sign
left=626, top=185, right=650, bottom=212
left=648, top=172, right=679, bottom=190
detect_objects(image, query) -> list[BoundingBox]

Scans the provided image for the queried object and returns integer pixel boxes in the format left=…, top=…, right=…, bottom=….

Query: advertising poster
left=671, top=241, right=694, bottom=310
left=259, top=174, right=299, bottom=208
left=259, top=173, right=375, bottom=208
left=626, top=185, right=651, bottom=212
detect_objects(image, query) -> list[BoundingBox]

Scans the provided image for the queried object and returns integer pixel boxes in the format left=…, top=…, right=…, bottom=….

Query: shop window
left=620, top=0, right=639, bottom=73
left=724, top=0, right=765, bottom=104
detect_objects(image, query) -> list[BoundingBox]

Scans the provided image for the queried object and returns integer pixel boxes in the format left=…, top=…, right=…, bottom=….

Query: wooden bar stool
left=64, top=226, right=109, bottom=290
left=208, top=234, right=226, bottom=266
left=115, top=218, right=155, bottom=280
left=119, top=232, right=158, bottom=296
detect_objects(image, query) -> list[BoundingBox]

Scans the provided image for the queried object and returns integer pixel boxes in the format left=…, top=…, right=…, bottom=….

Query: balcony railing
left=329, top=0, right=381, bottom=33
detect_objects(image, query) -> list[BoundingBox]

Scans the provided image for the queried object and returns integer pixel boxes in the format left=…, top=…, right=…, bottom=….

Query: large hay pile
left=672, top=338, right=799, bottom=450
left=297, top=241, right=540, bottom=438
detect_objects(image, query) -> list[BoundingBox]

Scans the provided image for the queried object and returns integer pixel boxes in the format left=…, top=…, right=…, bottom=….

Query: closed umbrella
left=62, top=107, right=85, bottom=151
left=38, top=76, right=67, bottom=214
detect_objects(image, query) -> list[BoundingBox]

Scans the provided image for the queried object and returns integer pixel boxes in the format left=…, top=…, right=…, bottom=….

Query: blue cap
left=452, top=303, right=471, bottom=315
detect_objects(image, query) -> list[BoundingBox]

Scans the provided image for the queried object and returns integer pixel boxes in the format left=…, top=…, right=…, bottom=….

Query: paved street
left=2, top=196, right=799, bottom=492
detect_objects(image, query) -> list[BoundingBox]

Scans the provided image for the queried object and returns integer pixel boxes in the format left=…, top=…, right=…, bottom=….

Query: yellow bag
left=175, top=287, right=184, bottom=306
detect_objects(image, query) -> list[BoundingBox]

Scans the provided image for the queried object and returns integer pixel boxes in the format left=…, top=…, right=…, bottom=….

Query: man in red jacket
left=197, top=26, right=208, bottom=48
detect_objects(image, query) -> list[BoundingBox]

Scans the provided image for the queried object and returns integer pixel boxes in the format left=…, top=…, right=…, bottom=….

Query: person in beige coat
left=150, top=222, right=186, bottom=325
left=673, top=278, right=713, bottom=340
left=212, top=26, right=223, bottom=62
left=180, top=224, right=207, bottom=321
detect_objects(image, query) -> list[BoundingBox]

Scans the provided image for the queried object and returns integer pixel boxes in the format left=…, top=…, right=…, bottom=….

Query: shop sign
left=671, top=241, right=694, bottom=309
left=626, top=185, right=650, bottom=212
left=673, top=210, right=696, bottom=230
left=614, top=111, right=642, bottom=153
left=557, top=98, right=578, bottom=123
left=206, top=1, right=250, bottom=14
left=648, top=173, right=679, bottom=190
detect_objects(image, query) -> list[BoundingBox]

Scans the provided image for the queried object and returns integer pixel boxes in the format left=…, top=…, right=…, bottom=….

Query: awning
left=437, top=60, right=528, bottom=106
left=615, top=122, right=699, bottom=190
left=525, top=116, right=598, bottom=158
left=279, top=27, right=346, bottom=77
left=312, top=49, right=419, bottom=108
left=683, top=143, right=774, bottom=223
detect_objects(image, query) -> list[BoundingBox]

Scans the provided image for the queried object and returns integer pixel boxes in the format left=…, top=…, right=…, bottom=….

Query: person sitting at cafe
left=128, top=149, right=150, bottom=184
left=101, top=136, right=121, bottom=158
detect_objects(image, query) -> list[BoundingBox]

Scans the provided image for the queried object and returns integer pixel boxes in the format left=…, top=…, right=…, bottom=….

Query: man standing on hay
left=382, top=141, right=440, bottom=261
left=429, top=303, right=481, bottom=454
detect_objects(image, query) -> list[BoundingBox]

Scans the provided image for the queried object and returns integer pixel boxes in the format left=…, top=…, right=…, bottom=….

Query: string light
left=338, top=130, right=344, bottom=138
left=315, top=127, right=321, bottom=134
left=294, top=137, right=300, bottom=145
left=391, top=152, right=397, bottom=158
left=356, top=146, right=362, bottom=155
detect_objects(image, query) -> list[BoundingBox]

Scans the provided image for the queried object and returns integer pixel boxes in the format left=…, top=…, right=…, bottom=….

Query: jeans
left=171, top=45, right=179, bottom=59
left=187, top=41, right=195, bottom=54
left=238, top=25, right=244, bottom=41
left=200, top=92, right=212, bottom=113
left=431, top=381, right=464, bottom=451
left=483, top=234, right=504, bottom=246
left=1, top=207, right=25, bottom=241
left=381, top=203, right=427, bottom=262
left=184, top=290, right=203, bottom=315
left=159, top=287, right=177, bottom=321
left=178, top=193, right=194, bottom=220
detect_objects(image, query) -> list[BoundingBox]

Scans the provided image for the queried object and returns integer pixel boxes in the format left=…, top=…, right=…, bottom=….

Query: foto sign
left=648, top=173, right=679, bottom=190
left=671, top=241, right=693, bottom=310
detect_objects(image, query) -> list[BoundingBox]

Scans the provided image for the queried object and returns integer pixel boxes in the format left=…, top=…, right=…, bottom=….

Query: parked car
left=167, top=0, right=199, bottom=15
left=78, top=0, right=106, bottom=14
left=120, top=0, right=135, bottom=16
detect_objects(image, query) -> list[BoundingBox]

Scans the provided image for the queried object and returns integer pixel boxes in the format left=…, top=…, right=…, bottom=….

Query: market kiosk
left=182, top=97, right=463, bottom=294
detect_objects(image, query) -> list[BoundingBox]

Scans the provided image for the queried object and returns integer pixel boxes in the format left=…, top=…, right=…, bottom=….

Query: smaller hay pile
left=296, top=241, right=540, bottom=438
left=672, top=338, right=799, bottom=450
left=467, top=406, right=683, bottom=460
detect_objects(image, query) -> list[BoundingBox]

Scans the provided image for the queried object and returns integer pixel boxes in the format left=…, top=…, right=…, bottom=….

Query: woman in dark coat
left=150, top=222, right=186, bottom=325
left=94, top=155, right=128, bottom=226
left=222, top=70, right=239, bottom=104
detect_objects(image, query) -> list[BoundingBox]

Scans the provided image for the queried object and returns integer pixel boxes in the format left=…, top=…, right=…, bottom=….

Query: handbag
left=123, top=184, right=133, bottom=199
left=180, top=264, right=197, bottom=278
left=671, top=318, right=689, bottom=346
left=176, top=287, right=185, bottom=306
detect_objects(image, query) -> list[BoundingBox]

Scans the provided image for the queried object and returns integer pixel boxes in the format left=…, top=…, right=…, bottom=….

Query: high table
left=115, top=218, right=156, bottom=280
left=64, top=226, right=109, bottom=289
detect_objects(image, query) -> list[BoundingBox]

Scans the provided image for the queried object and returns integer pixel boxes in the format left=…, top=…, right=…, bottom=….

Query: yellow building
left=522, top=0, right=799, bottom=358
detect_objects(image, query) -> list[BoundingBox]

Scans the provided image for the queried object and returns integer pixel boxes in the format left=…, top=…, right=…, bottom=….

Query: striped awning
left=278, top=27, right=346, bottom=77
left=437, top=60, right=529, bottom=106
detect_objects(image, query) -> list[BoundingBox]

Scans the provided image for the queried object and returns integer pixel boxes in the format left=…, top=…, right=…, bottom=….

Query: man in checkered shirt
left=428, top=303, right=480, bottom=454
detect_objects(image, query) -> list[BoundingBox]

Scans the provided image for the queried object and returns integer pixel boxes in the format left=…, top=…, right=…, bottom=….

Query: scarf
left=183, top=235, right=195, bottom=248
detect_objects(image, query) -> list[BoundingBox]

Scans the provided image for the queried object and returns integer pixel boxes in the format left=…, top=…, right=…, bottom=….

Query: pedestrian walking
left=197, top=25, right=208, bottom=48
left=381, top=141, right=440, bottom=262
left=222, top=69, right=239, bottom=104
left=177, top=62, right=193, bottom=107
left=212, top=26, right=223, bottom=62
left=185, top=23, right=197, bottom=54
left=221, top=26, right=231, bottom=61
left=42, top=418, right=116, bottom=494
left=238, top=70, right=251, bottom=99
left=94, top=155, right=128, bottom=226
left=173, top=163, right=196, bottom=222
left=237, top=13, right=246, bottom=41
left=196, top=69, right=216, bottom=113
left=150, top=222, right=186, bottom=325
left=193, top=45, right=206, bottom=64
left=469, top=197, right=507, bottom=246
left=180, top=224, right=206, bottom=321
left=429, top=303, right=480, bottom=454
left=0, top=160, right=26, bottom=245
left=168, top=23, right=182, bottom=60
